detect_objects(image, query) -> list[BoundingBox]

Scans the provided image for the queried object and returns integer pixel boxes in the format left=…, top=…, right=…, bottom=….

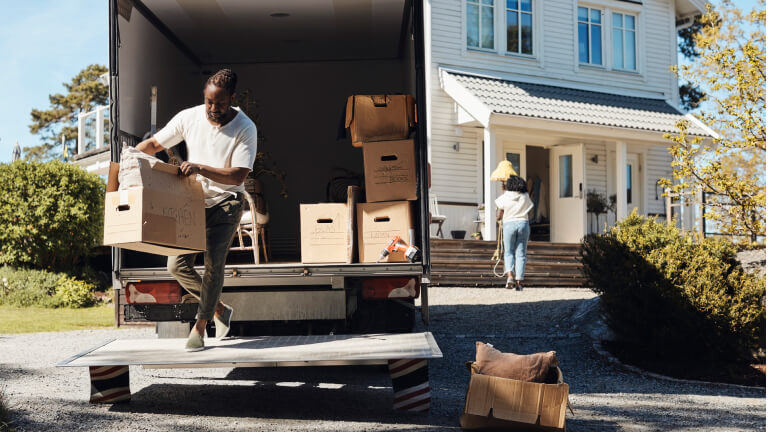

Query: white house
left=425, top=0, right=716, bottom=243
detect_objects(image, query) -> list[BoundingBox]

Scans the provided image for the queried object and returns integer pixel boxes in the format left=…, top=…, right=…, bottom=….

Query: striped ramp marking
left=388, top=359, right=430, bottom=412
left=89, top=366, right=130, bottom=403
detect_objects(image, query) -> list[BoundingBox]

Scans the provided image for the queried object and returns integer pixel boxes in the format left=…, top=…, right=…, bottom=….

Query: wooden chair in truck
left=231, top=191, right=269, bottom=264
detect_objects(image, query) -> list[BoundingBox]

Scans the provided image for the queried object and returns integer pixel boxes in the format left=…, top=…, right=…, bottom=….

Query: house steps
left=429, top=239, right=587, bottom=287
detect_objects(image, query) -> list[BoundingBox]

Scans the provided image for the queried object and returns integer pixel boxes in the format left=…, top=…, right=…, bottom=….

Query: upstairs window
left=578, top=7, right=602, bottom=65
left=467, top=0, right=495, bottom=50
left=612, top=12, right=637, bottom=70
left=506, top=0, right=533, bottom=55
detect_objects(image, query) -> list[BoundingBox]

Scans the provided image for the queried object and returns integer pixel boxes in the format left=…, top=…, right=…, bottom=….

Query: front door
left=550, top=144, right=585, bottom=243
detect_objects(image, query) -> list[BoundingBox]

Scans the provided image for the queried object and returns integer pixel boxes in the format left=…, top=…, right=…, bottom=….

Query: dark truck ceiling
left=139, top=0, right=409, bottom=64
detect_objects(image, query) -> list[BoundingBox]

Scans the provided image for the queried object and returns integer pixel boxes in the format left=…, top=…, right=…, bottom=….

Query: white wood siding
left=646, top=145, right=673, bottom=215
left=431, top=0, right=677, bottom=98
left=430, top=68, right=484, bottom=204
left=585, top=142, right=611, bottom=233
left=431, top=204, right=480, bottom=238
left=428, top=0, right=680, bottom=207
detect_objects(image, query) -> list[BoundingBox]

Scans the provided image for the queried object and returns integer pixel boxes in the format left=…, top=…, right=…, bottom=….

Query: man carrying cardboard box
left=135, top=69, right=258, bottom=352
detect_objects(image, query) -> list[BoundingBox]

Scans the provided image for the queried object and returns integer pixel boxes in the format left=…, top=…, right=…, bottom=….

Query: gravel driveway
left=1, top=288, right=764, bottom=431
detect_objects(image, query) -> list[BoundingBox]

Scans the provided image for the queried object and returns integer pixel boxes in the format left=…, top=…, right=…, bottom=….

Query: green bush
left=0, top=160, right=104, bottom=272
left=0, top=267, right=95, bottom=308
left=580, top=211, right=766, bottom=365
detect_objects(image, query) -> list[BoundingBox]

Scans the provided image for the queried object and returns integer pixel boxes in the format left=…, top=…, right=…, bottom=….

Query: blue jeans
left=503, top=220, right=530, bottom=280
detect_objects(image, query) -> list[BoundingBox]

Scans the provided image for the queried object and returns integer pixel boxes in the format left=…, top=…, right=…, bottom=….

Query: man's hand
left=178, top=162, right=250, bottom=185
left=180, top=161, right=202, bottom=176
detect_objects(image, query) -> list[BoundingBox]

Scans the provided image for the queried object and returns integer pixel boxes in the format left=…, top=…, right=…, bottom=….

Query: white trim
left=438, top=65, right=667, bottom=100
left=425, top=0, right=433, bottom=164
left=580, top=0, right=642, bottom=12
left=615, top=141, right=628, bottom=220
left=490, top=113, right=686, bottom=144
left=482, top=127, right=498, bottom=241
left=440, top=69, right=492, bottom=127
left=684, top=114, right=720, bottom=139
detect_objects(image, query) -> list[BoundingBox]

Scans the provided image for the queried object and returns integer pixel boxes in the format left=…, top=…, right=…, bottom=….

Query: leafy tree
left=26, top=64, right=109, bottom=161
left=663, top=2, right=765, bottom=240
left=0, top=161, right=105, bottom=272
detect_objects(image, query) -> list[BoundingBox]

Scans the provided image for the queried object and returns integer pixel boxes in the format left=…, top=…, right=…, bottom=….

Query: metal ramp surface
left=58, top=332, right=441, bottom=410
left=58, top=332, right=442, bottom=368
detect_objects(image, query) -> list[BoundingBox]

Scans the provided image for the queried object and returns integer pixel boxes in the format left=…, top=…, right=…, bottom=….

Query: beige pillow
left=474, top=341, right=558, bottom=383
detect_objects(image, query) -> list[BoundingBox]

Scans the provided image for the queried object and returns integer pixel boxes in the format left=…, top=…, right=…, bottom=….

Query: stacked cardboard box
left=346, top=94, right=418, bottom=263
left=299, top=186, right=359, bottom=264
left=300, top=94, right=418, bottom=264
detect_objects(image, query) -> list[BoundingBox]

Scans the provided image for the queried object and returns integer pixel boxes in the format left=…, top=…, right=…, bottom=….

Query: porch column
left=615, top=141, right=628, bottom=220
left=483, top=127, right=498, bottom=241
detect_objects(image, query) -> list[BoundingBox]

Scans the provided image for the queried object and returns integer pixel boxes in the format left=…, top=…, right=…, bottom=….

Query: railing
left=76, top=105, right=110, bottom=155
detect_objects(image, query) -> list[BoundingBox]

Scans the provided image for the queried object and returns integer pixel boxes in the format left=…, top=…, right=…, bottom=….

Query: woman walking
left=495, top=175, right=534, bottom=290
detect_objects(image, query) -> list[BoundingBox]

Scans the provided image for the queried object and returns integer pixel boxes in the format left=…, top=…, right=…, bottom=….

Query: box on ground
left=363, top=139, right=417, bottom=203
left=345, top=94, right=415, bottom=147
left=460, top=363, right=569, bottom=431
left=357, top=201, right=414, bottom=263
left=300, top=187, right=360, bottom=264
left=103, top=160, right=206, bottom=255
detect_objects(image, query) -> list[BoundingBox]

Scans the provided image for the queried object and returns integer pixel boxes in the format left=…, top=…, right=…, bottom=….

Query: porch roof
left=442, top=71, right=715, bottom=137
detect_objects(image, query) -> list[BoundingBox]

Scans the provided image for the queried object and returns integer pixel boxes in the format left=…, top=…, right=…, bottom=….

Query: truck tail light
left=125, top=281, right=182, bottom=304
left=362, top=277, right=420, bottom=300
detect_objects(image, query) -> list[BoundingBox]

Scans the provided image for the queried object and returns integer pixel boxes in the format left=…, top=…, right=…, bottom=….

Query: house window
left=467, top=0, right=495, bottom=50
left=559, top=155, right=573, bottom=198
left=506, top=0, right=533, bottom=55
left=506, top=152, right=521, bottom=175
left=578, top=7, right=602, bottom=65
left=612, top=12, right=637, bottom=70
left=626, top=164, right=632, bottom=202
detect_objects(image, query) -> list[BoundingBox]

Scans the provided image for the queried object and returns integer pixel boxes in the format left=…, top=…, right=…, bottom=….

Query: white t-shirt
left=154, top=105, right=258, bottom=207
left=495, top=191, right=534, bottom=223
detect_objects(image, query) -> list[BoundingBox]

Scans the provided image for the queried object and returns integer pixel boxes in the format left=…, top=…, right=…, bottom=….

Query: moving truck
left=108, top=0, right=432, bottom=337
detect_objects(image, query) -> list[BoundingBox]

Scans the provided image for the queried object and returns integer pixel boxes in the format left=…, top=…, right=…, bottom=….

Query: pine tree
left=26, top=64, right=108, bottom=161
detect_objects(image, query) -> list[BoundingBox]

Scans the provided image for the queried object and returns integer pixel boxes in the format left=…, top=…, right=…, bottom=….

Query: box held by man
left=103, top=160, right=206, bottom=255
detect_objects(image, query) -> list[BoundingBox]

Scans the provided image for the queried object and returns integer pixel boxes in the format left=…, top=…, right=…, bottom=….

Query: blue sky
left=0, top=0, right=759, bottom=163
left=0, top=0, right=107, bottom=162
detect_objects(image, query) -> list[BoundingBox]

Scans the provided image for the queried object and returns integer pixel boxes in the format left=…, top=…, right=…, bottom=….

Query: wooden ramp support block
left=388, top=359, right=430, bottom=412
left=89, top=365, right=131, bottom=403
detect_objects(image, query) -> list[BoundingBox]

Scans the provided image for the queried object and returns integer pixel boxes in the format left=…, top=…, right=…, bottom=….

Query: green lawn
left=0, top=305, right=115, bottom=334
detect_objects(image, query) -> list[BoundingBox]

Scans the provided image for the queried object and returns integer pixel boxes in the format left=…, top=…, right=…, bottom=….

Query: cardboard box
left=345, top=94, right=415, bottom=147
left=460, top=364, right=569, bottom=431
left=363, top=139, right=417, bottom=203
left=357, top=201, right=414, bottom=263
left=300, top=187, right=359, bottom=264
left=103, top=160, right=206, bottom=255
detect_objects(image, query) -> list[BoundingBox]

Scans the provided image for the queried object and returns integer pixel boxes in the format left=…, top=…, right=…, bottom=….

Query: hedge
left=0, top=266, right=95, bottom=308
left=0, top=160, right=104, bottom=272
left=580, top=212, right=765, bottom=365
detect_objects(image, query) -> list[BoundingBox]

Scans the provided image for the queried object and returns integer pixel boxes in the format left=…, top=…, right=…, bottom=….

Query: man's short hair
left=506, top=175, right=528, bottom=193
left=206, top=69, right=238, bottom=95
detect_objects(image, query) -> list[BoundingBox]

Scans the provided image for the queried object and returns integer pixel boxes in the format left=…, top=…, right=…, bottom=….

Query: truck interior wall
left=117, top=12, right=201, bottom=140
left=201, top=60, right=414, bottom=259
left=118, top=3, right=422, bottom=265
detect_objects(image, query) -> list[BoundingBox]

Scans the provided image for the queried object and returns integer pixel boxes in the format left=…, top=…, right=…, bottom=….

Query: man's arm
left=180, top=162, right=250, bottom=185
left=135, top=137, right=165, bottom=155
